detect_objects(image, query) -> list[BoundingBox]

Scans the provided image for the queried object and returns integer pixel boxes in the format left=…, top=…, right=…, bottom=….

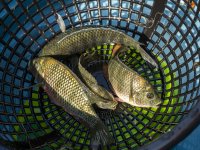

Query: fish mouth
left=156, top=101, right=162, bottom=106
left=135, top=99, right=162, bottom=108
left=149, top=99, right=162, bottom=108
left=28, top=59, right=41, bottom=81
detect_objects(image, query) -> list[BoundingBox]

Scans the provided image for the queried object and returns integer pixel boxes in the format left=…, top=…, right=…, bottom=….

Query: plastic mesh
left=0, top=0, right=200, bottom=149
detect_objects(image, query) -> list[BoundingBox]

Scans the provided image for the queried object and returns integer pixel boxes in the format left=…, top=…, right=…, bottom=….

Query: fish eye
left=146, top=93, right=154, bottom=99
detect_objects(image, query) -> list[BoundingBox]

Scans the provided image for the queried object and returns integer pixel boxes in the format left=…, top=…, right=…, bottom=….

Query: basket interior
left=0, top=0, right=200, bottom=149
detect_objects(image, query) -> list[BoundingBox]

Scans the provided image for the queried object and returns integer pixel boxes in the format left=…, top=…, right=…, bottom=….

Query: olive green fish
left=108, top=48, right=162, bottom=107
left=28, top=57, right=114, bottom=147
left=78, top=52, right=117, bottom=107
left=38, top=26, right=158, bottom=68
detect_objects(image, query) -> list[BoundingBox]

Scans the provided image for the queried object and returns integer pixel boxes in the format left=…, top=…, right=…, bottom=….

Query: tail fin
left=90, top=122, right=114, bottom=149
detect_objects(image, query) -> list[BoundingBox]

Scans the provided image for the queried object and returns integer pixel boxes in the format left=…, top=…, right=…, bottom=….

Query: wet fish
left=78, top=52, right=118, bottom=109
left=55, top=53, right=118, bottom=110
left=108, top=47, right=162, bottom=107
left=38, top=26, right=158, bottom=68
left=28, top=57, right=114, bottom=147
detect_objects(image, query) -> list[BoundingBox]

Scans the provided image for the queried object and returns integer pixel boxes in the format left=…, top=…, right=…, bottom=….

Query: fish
left=78, top=52, right=118, bottom=109
left=28, top=57, right=114, bottom=147
left=107, top=47, right=162, bottom=107
left=38, top=26, right=158, bottom=68
left=54, top=53, right=118, bottom=110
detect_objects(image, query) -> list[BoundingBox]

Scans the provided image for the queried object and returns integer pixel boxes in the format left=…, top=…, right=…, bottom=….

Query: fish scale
left=38, top=27, right=158, bottom=69
left=108, top=50, right=161, bottom=107
left=77, top=52, right=118, bottom=108
left=29, top=57, right=114, bottom=147
left=40, top=59, right=98, bottom=126
left=108, top=59, right=132, bottom=100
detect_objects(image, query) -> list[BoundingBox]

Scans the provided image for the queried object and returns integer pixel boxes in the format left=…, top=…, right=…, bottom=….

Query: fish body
left=28, top=57, right=114, bottom=146
left=38, top=27, right=158, bottom=68
left=66, top=53, right=118, bottom=110
left=78, top=52, right=117, bottom=104
left=108, top=49, right=161, bottom=107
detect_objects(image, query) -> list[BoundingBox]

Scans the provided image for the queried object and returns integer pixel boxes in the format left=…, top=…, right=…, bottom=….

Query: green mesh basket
left=0, top=0, right=200, bottom=149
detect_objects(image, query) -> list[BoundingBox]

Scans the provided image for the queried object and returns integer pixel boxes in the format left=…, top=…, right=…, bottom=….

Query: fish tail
left=90, top=122, right=114, bottom=148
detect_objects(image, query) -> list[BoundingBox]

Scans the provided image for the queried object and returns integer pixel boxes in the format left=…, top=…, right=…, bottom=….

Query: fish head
left=29, top=57, right=44, bottom=71
left=130, top=81, right=162, bottom=108
left=28, top=57, right=52, bottom=80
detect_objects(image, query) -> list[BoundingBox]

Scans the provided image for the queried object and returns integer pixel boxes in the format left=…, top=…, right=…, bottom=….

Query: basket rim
left=138, top=100, right=200, bottom=150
